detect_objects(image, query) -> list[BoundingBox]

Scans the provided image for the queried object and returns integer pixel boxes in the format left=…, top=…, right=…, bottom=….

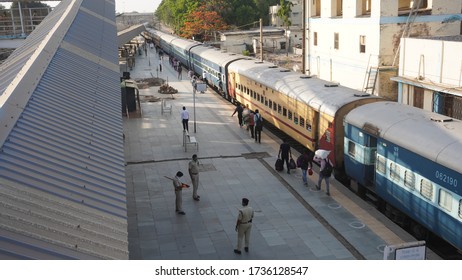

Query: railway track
left=211, top=89, right=462, bottom=260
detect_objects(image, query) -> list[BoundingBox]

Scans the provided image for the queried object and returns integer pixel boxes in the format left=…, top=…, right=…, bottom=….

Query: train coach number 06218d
left=435, top=170, right=458, bottom=187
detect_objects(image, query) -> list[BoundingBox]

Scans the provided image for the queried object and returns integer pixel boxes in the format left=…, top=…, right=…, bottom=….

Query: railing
left=0, top=7, right=52, bottom=38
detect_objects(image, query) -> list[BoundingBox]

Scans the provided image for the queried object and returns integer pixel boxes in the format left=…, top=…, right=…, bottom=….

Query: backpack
left=321, top=159, right=333, bottom=177
left=255, top=114, right=263, bottom=130
left=296, top=155, right=303, bottom=168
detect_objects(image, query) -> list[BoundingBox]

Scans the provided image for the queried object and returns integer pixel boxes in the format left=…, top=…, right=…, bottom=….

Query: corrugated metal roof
left=0, top=0, right=128, bottom=259
left=117, top=24, right=146, bottom=48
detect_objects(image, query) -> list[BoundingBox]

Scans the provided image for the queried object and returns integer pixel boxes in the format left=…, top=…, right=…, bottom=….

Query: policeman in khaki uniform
left=173, top=171, right=188, bottom=215
left=234, top=198, right=254, bottom=254
left=188, top=154, right=200, bottom=201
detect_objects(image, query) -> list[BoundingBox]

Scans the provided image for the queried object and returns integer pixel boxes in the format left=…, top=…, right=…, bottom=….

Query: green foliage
left=276, top=0, right=293, bottom=29
left=156, top=0, right=279, bottom=34
left=11, top=1, right=49, bottom=8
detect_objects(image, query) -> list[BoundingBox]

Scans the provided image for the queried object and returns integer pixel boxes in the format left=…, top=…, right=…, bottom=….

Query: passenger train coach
left=147, top=28, right=462, bottom=253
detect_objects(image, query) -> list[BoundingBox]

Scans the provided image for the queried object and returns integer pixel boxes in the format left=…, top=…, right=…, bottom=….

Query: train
left=146, top=28, right=462, bottom=254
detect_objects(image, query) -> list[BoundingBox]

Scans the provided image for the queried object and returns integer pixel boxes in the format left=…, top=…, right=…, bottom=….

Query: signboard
left=383, top=241, right=426, bottom=260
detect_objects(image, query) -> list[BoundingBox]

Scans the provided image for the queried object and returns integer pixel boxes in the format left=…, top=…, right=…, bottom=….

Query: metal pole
left=193, top=89, right=196, bottom=133
left=260, top=18, right=263, bottom=62
left=18, top=2, right=25, bottom=37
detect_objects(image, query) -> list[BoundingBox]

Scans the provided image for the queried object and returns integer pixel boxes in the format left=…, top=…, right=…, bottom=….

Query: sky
left=1, top=1, right=161, bottom=13
left=115, top=0, right=161, bottom=13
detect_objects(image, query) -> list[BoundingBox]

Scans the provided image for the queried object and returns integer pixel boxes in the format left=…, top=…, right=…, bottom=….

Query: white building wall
left=400, top=38, right=462, bottom=86
left=269, top=0, right=303, bottom=27
left=305, top=0, right=462, bottom=100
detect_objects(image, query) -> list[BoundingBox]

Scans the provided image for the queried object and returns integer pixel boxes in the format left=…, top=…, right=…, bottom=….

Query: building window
left=413, top=87, right=424, bottom=109
left=336, top=0, right=343, bottom=16
left=300, top=117, right=305, bottom=127
left=361, top=0, right=372, bottom=15
left=359, top=35, right=366, bottom=53
left=283, top=107, right=287, bottom=117
left=288, top=111, right=292, bottom=120
left=313, top=32, right=318, bottom=46
left=314, top=0, right=321, bottom=16
left=433, top=92, right=462, bottom=120
left=334, top=33, right=339, bottom=50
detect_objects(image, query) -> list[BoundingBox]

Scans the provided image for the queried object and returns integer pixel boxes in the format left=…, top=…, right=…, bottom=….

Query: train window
left=278, top=104, right=282, bottom=114
left=283, top=108, right=287, bottom=117
left=300, top=117, right=305, bottom=127
left=438, top=189, right=453, bottom=212
left=376, top=156, right=386, bottom=174
left=306, top=123, right=312, bottom=132
left=288, top=111, right=292, bottom=120
left=420, top=179, right=434, bottom=201
left=348, top=141, right=355, bottom=157
left=404, top=171, right=415, bottom=190
left=390, top=162, right=401, bottom=182
left=459, top=200, right=462, bottom=219
left=269, top=100, right=273, bottom=109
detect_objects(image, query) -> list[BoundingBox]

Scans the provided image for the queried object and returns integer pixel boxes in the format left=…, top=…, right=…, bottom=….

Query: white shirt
left=181, top=110, right=189, bottom=120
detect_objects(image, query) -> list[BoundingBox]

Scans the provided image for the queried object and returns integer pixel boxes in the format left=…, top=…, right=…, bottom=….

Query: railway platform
left=123, top=46, right=439, bottom=260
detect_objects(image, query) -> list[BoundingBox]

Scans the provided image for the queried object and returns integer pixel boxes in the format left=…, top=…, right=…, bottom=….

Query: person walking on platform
left=172, top=171, right=188, bottom=215
left=299, top=149, right=314, bottom=186
left=247, top=110, right=255, bottom=138
left=177, top=64, right=182, bottom=79
left=278, top=138, right=292, bottom=174
left=181, top=106, right=189, bottom=132
left=188, top=154, right=200, bottom=201
left=234, top=198, right=254, bottom=255
left=254, top=109, right=263, bottom=143
left=315, top=157, right=333, bottom=196
left=231, top=103, right=244, bottom=127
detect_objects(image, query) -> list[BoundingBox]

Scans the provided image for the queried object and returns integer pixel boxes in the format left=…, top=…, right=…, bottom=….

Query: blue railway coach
left=344, top=102, right=462, bottom=251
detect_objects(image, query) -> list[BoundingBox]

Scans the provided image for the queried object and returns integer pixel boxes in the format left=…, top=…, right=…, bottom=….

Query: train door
left=228, top=72, right=237, bottom=103
left=313, top=111, right=319, bottom=150
left=366, top=135, right=378, bottom=188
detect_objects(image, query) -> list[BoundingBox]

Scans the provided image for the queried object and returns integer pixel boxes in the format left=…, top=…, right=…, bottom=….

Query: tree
left=156, top=0, right=280, bottom=33
left=181, top=4, right=228, bottom=41
left=11, top=1, right=49, bottom=8
left=276, top=0, right=293, bottom=55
